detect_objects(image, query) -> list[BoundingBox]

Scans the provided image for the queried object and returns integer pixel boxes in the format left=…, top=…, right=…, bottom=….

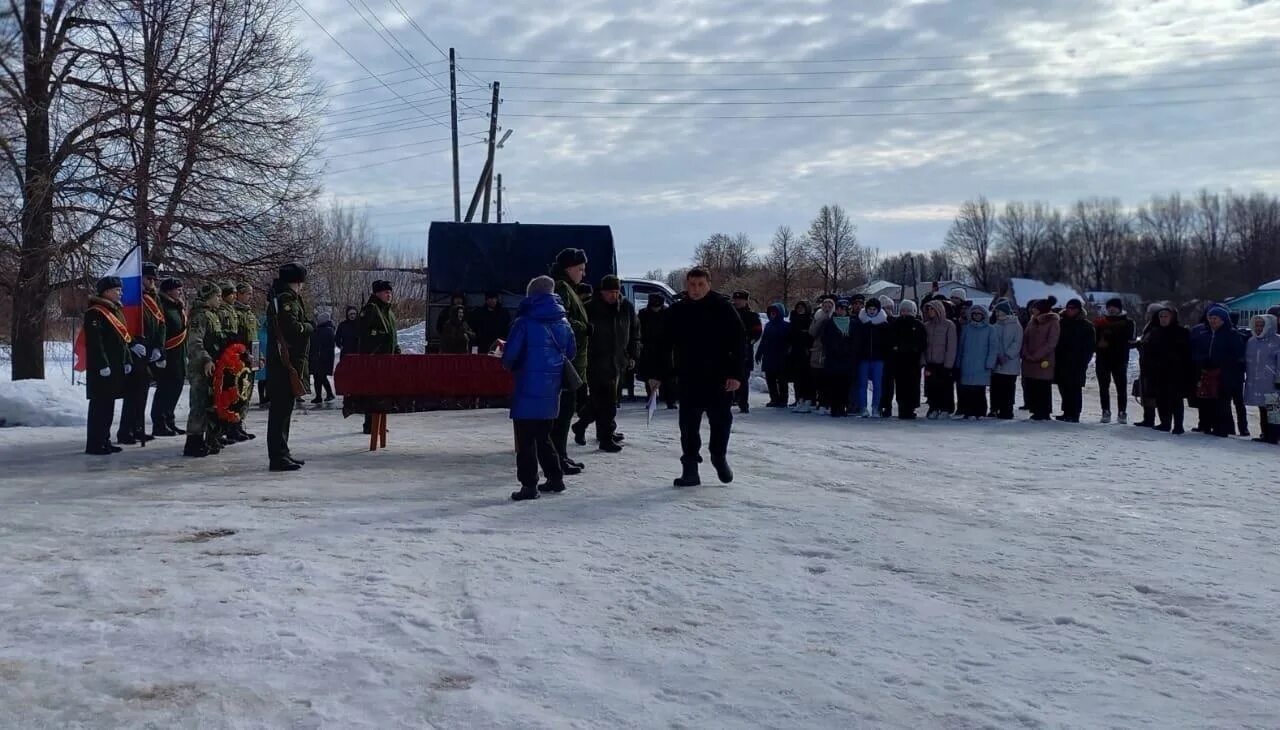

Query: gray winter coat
left=1244, top=314, right=1280, bottom=407
left=993, top=315, right=1023, bottom=376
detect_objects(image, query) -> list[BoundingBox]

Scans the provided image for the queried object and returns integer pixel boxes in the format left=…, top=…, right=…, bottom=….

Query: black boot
left=673, top=460, right=701, bottom=488
left=168, top=417, right=185, bottom=435
left=538, top=480, right=566, bottom=494
left=183, top=434, right=209, bottom=458
left=710, top=454, right=734, bottom=484
left=152, top=423, right=178, bottom=438
left=511, top=486, right=540, bottom=501
left=599, top=440, right=623, bottom=453
left=269, top=460, right=301, bottom=472
left=560, top=460, right=582, bottom=476
left=572, top=421, right=587, bottom=446
left=206, top=427, right=223, bottom=455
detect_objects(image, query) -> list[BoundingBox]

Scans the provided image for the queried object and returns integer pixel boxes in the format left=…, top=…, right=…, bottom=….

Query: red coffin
left=334, top=354, right=514, bottom=399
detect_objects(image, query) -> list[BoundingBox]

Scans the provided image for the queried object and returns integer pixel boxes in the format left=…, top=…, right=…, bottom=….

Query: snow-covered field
left=1, top=378, right=1278, bottom=728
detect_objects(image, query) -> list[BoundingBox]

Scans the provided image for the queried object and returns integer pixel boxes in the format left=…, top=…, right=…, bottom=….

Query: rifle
left=270, top=292, right=310, bottom=398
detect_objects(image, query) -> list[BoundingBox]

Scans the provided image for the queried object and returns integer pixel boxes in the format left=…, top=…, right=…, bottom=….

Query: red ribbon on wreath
left=213, top=343, right=252, bottom=424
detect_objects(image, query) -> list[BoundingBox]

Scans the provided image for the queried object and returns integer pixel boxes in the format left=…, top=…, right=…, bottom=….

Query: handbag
left=543, top=324, right=583, bottom=392
left=1195, top=368, right=1221, bottom=401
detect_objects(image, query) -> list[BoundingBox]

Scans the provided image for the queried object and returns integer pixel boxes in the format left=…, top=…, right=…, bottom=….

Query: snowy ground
left=1, top=379, right=1278, bottom=729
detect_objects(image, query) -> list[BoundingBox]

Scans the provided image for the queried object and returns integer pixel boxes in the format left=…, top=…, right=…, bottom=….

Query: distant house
left=1007, top=278, right=1086, bottom=312
left=858, top=279, right=904, bottom=301
left=899, top=280, right=994, bottom=310
left=1226, top=279, right=1280, bottom=320
left=1085, top=290, right=1142, bottom=314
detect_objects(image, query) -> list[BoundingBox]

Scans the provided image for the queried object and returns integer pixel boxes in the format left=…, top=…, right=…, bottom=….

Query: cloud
left=299, top=0, right=1280, bottom=272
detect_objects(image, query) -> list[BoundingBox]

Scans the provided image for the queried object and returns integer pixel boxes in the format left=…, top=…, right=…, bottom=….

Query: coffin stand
left=333, top=354, right=514, bottom=451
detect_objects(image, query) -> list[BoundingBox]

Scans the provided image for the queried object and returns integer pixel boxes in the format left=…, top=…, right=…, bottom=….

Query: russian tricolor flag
left=73, top=245, right=144, bottom=372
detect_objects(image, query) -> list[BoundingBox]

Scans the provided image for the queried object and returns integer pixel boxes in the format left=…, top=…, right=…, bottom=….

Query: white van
left=620, top=278, right=677, bottom=306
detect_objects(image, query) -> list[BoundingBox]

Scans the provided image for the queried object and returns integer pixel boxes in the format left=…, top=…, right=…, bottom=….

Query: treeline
left=935, top=190, right=1280, bottom=301
left=1, top=0, right=324, bottom=378
left=656, top=189, right=1279, bottom=310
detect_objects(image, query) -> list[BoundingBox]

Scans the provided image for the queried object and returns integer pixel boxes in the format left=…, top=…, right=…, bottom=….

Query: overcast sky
left=299, top=0, right=1280, bottom=275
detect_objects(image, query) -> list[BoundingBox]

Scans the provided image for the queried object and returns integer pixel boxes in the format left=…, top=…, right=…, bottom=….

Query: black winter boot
left=572, top=422, right=587, bottom=446
left=538, top=480, right=566, bottom=494
left=183, top=434, right=209, bottom=457
left=511, top=486, right=540, bottom=501
left=710, top=455, right=734, bottom=484
left=673, top=460, right=701, bottom=488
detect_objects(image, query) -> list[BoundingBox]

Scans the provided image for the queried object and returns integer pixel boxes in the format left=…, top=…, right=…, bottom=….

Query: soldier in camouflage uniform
left=183, top=283, right=225, bottom=458
left=233, top=282, right=260, bottom=441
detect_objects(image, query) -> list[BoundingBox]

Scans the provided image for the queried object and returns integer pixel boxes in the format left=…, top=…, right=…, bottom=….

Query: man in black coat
left=469, top=290, right=512, bottom=355
left=731, top=290, right=762, bottom=414
left=573, top=276, right=639, bottom=452
left=637, top=293, right=677, bottom=408
left=84, top=276, right=131, bottom=455
left=647, top=268, right=745, bottom=487
left=888, top=300, right=928, bottom=419
left=1093, top=297, right=1135, bottom=424
left=1055, top=298, right=1097, bottom=422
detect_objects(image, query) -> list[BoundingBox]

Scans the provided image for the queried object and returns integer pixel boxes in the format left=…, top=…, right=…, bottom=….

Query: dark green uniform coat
left=583, top=295, right=640, bottom=383
left=160, top=293, right=188, bottom=374
left=267, top=284, right=313, bottom=382
left=552, top=273, right=589, bottom=379
left=358, top=296, right=399, bottom=354
left=84, top=296, right=130, bottom=400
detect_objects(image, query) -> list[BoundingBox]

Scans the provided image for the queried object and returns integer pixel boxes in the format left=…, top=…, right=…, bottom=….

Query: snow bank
left=0, top=378, right=85, bottom=427
left=395, top=320, right=427, bottom=353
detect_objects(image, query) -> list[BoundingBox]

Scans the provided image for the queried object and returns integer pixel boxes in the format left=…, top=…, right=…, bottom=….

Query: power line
left=290, top=0, right=452, bottom=132
left=343, top=0, right=451, bottom=101
left=460, top=53, right=1280, bottom=78
left=499, top=77, right=1278, bottom=107
left=457, top=36, right=1280, bottom=65
left=320, top=135, right=457, bottom=159
left=324, top=140, right=485, bottom=175
left=501, top=92, right=1280, bottom=120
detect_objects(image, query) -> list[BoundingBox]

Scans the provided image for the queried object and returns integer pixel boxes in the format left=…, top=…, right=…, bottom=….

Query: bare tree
left=996, top=201, right=1048, bottom=277
left=944, top=196, right=996, bottom=290
left=1071, top=198, right=1128, bottom=291
left=1136, top=193, right=1192, bottom=299
left=693, top=232, right=754, bottom=280
left=805, top=204, right=858, bottom=293
left=763, top=225, right=802, bottom=304
left=1226, top=192, right=1280, bottom=293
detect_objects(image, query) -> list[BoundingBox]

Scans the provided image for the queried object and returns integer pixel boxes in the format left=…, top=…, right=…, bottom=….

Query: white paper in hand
left=646, top=390, right=658, bottom=426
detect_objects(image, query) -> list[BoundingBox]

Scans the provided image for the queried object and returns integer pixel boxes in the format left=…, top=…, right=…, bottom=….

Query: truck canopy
left=427, top=222, right=617, bottom=299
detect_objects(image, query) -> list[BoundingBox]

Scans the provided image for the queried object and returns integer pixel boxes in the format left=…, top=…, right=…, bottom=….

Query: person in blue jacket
left=756, top=303, right=791, bottom=407
left=1190, top=303, right=1248, bottom=437
left=501, top=275, right=576, bottom=501
left=955, top=307, right=1000, bottom=419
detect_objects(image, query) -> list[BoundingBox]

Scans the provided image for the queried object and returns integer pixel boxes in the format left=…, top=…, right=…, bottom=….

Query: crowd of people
left=748, top=287, right=1280, bottom=444
left=79, top=256, right=1280, bottom=495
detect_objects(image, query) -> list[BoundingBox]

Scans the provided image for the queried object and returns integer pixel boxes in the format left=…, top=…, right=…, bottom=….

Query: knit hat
left=198, top=282, right=220, bottom=301
left=878, top=295, right=896, bottom=316
left=647, top=292, right=664, bottom=306
left=317, top=311, right=332, bottom=325
left=849, top=293, right=866, bottom=304
left=835, top=298, right=850, bottom=309
left=1106, top=297, right=1123, bottom=310
left=142, top=263, right=159, bottom=278
left=1065, top=298, right=1083, bottom=310
left=600, top=275, right=621, bottom=291
left=950, top=287, right=967, bottom=300
left=372, top=279, right=393, bottom=294
left=279, top=262, right=307, bottom=284
left=554, top=248, right=587, bottom=270
left=96, top=276, right=123, bottom=295
left=236, top=282, right=252, bottom=294
left=160, top=277, right=182, bottom=293
left=732, top=290, right=750, bottom=301
left=527, top=275, right=556, bottom=297
left=1045, top=295, right=1059, bottom=310
left=898, top=300, right=919, bottom=317
left=1207, top=304, right=1231, bottom=321
left=994, top=300, right=1014, bottom=316
left=220, top=281, right=235, bottom=296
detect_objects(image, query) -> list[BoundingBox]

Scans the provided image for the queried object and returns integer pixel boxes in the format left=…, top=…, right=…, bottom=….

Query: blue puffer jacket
left=956, top=309, right=1000, bottom=386
left=502, top=292, right=576, bottom=420
left=756, top=304, right=791, bottom=373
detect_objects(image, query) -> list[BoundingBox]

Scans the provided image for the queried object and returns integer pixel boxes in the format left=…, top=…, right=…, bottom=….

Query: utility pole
left=496, top=174, right=503, bottom=223
left=449, top=48, right=460, bottom=222
left=480, top=82, right=500, bottom=223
